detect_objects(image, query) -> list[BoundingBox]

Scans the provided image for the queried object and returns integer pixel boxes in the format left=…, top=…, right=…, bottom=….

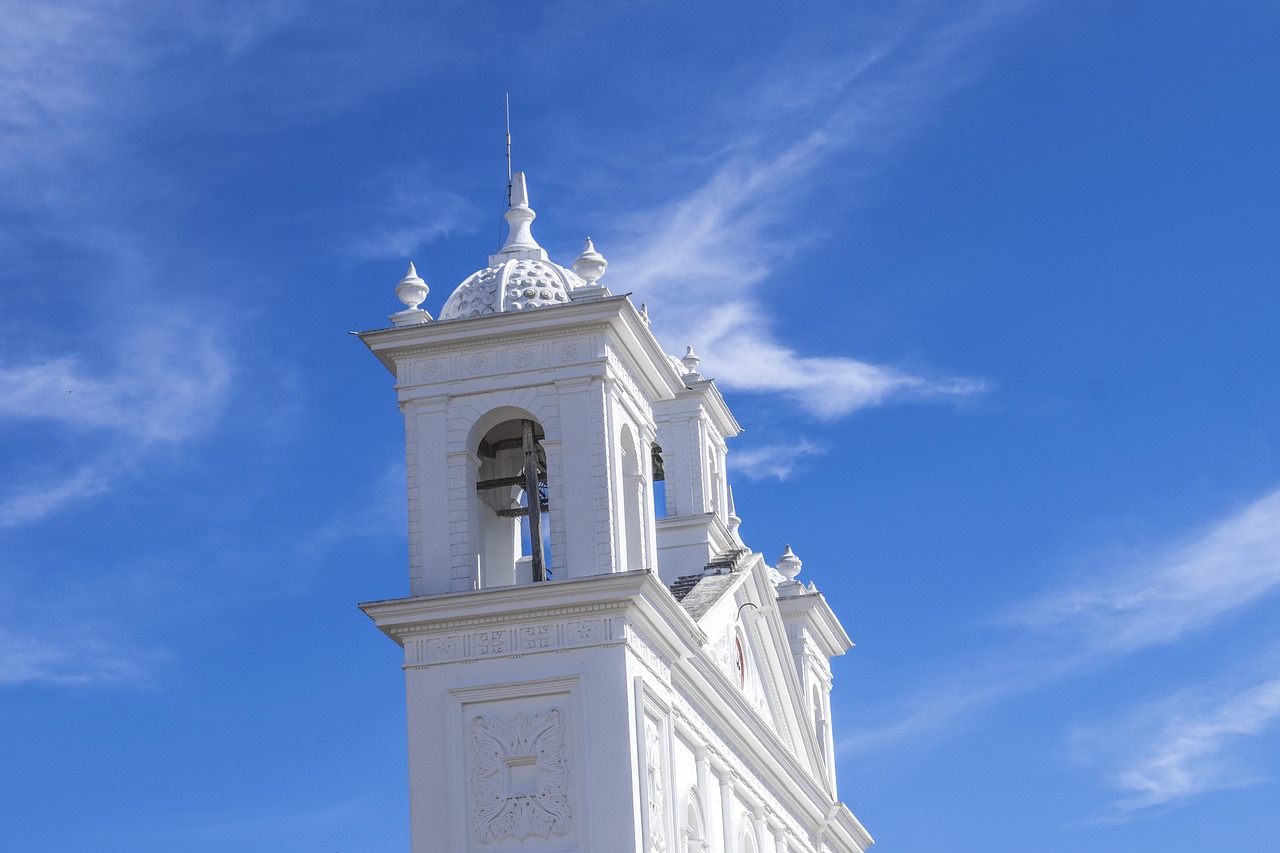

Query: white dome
left=434, top=172, right=601, bottom=322
left=438, top=257, right=585, bottom=320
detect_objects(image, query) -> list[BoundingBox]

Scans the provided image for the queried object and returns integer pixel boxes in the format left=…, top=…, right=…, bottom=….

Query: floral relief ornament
left=471, top=708, right=571, bottom=842
left=418, top=359, right=444, bottom=381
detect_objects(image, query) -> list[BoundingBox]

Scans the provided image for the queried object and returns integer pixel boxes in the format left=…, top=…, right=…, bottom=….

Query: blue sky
left=2, top=0, right=1278, bottom=850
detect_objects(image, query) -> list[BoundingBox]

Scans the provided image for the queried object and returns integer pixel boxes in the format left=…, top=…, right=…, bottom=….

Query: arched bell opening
left=474, top=417, right=552, bottom=586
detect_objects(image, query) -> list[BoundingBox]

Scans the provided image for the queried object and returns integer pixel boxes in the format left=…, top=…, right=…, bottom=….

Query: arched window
left=474, top=417, right=551, bottom=586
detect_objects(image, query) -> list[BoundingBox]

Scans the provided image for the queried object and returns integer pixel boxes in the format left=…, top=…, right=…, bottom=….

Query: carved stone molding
left=645, top=716, right=668, bottom=853
left=626, top=625, right=672, bottom=683
left=471, top=708, right=571, bottom=843
left=671, top=692, right=808, bottom=845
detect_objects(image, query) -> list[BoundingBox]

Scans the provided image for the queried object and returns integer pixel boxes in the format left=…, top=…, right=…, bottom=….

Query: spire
left=489, top=171, right=549, bottom=265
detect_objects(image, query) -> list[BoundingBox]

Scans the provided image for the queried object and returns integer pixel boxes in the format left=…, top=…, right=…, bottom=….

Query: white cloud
left=1075, top=674, right=1280, bottom=817
left=0, top=321, right=233, bottom=526
left=841, top=486, right=1280, bottom=812
left=730, top=440, right=825, bottom=481
left=1009, top=488, right=1280, bottom=654
left=605, top=4, right=1020, bottom=418
left=0, top=463, right=116, bottom=530
left=0, top=325, right=232, bottom=442
left=346, top=173, right=482, bottom=262
left=0, top=625, right=158, bottom=687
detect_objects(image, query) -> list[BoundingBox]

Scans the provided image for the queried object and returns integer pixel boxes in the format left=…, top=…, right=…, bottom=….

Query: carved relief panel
left=449, top=678, right=583, bottom=853
left=471, top=708, right=571, bottom=843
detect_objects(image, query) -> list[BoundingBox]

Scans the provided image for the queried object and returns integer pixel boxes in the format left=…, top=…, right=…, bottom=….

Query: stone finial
left=777, top=544, right=802, bottom=582
left=396, top=262, right=429, bottom=310
left=681, top=345, right=702, bottom=378
left=573, top=237, right=608, bottom=285
left=490, top=171, right=549, bottom=264
left=639, top=302, right=651, bottom=326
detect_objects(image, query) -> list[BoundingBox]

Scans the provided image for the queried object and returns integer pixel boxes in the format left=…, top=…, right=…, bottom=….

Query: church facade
left=358, top=172, right=873, bottom=853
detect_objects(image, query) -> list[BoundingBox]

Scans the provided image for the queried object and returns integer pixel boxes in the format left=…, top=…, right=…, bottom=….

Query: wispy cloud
left=346, top=170, right=483, bottom=262
left=731, top=439, right=825, bottom=481
left=842, top=487, right=1280, bottom=811
left=0, top=462, right=117, bottom=530
left=0, top=321, right=233, bottom=527
left=0, top=626, right=158, bottom=687
left=1009, top=489, right=1280, bottom=654
left=606, top=3, right=1026, bottom=417
left=0, top=324, right=232, bottom=442
left=1073, top=672, right=1280, bottom=817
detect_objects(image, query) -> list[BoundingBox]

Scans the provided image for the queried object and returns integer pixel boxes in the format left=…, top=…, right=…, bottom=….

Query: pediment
left=668, top=554, right=829, bottom=781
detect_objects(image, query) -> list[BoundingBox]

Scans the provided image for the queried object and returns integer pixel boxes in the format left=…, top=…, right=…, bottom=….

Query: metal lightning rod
left=498, top=93, right=514, bottom=250
left=505, top=92, right=513, bottom=205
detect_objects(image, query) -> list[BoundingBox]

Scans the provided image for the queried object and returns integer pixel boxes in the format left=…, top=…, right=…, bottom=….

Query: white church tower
left=358, top=172, right=873, bottom=853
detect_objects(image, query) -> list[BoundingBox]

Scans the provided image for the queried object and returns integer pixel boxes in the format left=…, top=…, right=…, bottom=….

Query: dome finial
left=777, top=544, right=802, bottom=583
left=681, top=346, right=702, bottom=378
left=490, top=171, right=548, bottom=265
left=573, top=237, right=608, bottom=285
left=396, top=262, right=428, bottom=310
left=391, top=262, right=431, bottom=327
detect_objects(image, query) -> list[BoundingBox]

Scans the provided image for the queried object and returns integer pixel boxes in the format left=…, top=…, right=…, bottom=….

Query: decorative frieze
left=404, top=615, right=621, bottom=668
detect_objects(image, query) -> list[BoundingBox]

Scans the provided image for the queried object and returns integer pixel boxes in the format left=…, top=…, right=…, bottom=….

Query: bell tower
left=359, top=172, right=872, bottom=853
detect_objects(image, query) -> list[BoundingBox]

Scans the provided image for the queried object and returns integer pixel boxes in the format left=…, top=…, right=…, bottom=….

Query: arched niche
left=683, top=790, right=708, bottom=853
left=813, top=684, right=829, bottom=770
left=619, top=423, right=648, bottom=571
